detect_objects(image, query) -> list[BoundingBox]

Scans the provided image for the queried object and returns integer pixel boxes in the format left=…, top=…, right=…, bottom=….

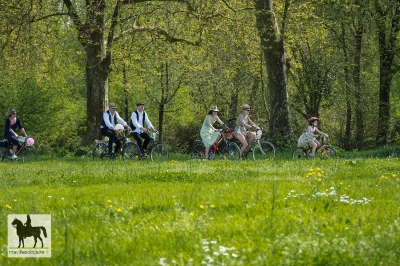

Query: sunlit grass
left=1, top=155, right=400, bottom=265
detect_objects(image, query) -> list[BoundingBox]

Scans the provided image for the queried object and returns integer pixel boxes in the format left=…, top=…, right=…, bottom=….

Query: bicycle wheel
left=252, top=141, right=276, bottom=160
left=21, top=146, right=38, bottom=162
left=292, top=147, right=308, bottom=159
left=222, top=142, right=240, bottom=160
left=150, top=143, right=169, bottom=162
left=191, top=142, right=206, bottom=160
left=93, top=142, right=108, bottom=160
left=316, top=146, right=336, bottom=158
left=122, top=142, right=141, bottom=160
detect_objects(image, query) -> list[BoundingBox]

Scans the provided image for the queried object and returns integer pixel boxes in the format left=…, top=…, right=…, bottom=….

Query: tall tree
left=253, top=0, right=292, bottom=142
left=61, top=0, right=205, bottom=145
left=373, top=0, right=400, bottom=145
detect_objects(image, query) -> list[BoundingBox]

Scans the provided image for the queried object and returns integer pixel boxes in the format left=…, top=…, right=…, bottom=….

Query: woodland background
left=1, top=0, right=400, bottom=154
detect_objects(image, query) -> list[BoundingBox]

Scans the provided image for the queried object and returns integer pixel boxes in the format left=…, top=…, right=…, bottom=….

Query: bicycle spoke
left=292, top=147, right=307, bottom=159
left=150, top=143, right=169, bottom=162
left=252, top=141, right=276, bottom=160
left=191, top=143, right=206, bottom=160
left=21, top=146, right=38, bottom=162
left=93, top=142, right=108, bottom=160
left=122, top=142, right=141, bottom=160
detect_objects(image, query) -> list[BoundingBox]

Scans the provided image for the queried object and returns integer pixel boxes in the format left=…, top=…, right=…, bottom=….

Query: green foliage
left=1, top=155, right=400, bottom=264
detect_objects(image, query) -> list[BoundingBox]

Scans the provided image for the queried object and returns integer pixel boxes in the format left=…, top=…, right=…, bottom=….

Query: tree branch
left=62, top=0, right=86, bottom=45
left=115, top=25, right=202, bottom=45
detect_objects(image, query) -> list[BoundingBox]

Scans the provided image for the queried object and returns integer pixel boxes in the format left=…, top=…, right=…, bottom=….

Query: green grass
left=1, top=151, right=400, bottom=265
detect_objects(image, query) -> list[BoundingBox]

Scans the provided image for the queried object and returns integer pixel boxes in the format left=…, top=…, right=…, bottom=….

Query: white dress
left=200, top=115, right=220, bottom=148
left=297, top=126, right=316, bottom=147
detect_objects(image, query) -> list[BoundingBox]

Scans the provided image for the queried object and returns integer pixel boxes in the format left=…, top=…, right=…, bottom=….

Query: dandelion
left=109, top=205, right=113, bottom=208
left=6, top=204, right=11, bottom=209
left=318, top=178, right=322, bottom=181
left=199, top=205, right=204, bottom=209
left=129, top=206, right=133, bottom=209
left=107, top=200, right=112, bottom=203
left=340, top=182, right=343, bottom=185
left=190, top=212, right=194, bottom=217
left=13, top=199, right=17, bottom=202
left=48, top=196, right=52, bottom=198
left=310, top=168, right=314, bottom=171
left=210, top=204, right=215, bottom=208
left=117, top=208, right=122, bottom=212
left=317, top=168, right=321, bottom=170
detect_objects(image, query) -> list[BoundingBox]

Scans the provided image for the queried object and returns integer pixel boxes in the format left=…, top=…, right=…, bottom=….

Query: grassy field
left=1, top=150, right=400, bottom=265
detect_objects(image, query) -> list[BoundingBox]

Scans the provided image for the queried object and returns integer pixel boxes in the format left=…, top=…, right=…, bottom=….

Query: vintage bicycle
left=0, top=136, right=38, bottom=162
left=92, top=126, right=141, bottom=161
left=292, top=135, right=336, bottom=159
left=241, top=128, right=276, bottom=160
left=190, top=127, right=240, bottom=160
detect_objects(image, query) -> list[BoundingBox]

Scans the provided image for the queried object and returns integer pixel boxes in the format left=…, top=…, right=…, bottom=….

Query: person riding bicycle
left=297, top=117, right=329, bottom=158
left=130, top=102, right=157, bottom=157
left=234, top=104, right=259, bottom=160
left=100, top=103, right=129, bottom=156
left=4, top=109, right=28, bottom=160
left=200, top=106, right=225, bottom=160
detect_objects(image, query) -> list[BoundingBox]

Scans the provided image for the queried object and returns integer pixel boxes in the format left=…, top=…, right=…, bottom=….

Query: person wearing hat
left=100, top=103, right=129, bottom=156
left=234, top=104, right=259, bottom=159
left=297, top=117, right=329, bottom=157
left=200, top=106, right=225, bottom=160
left=130, top=102, right=157, bottom=157
left=4, top=109, right=28, bottom=160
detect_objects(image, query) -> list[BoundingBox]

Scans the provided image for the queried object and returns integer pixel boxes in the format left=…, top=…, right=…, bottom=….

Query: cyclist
left=100, top=103, right=129, bottom=156
left=200, top=106, right=225, bottom=160
left=234, top=104, right=259, bottom=160
left=4, top=109, right=28, bottom=160
left=297, top=117, right=329, bottom=158
left=130, top=102, right=157, bottom=157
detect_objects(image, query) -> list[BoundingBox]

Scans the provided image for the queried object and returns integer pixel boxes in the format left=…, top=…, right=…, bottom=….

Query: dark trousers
left=5, top=133, right=21, bottom=147
left=132, top=132, right=151, bottom=153
left=101, top=128, right=121, bottom=154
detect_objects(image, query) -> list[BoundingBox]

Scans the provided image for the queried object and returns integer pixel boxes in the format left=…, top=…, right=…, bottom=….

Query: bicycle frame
left=209, top=132, right=226, bottom=155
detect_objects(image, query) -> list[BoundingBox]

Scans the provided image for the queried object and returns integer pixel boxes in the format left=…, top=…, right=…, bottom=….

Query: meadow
left=1, top=149, right=400, bottom=265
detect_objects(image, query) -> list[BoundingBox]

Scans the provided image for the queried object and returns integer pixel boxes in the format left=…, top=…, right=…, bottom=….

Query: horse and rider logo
left=8, top=214, right=51, bottom=258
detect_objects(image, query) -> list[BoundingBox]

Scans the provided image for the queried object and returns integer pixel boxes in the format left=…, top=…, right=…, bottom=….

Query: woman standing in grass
left=200, top=106, right=225, bottom=160
left=297, top=117, right=329, bottom=157
left=234, top=104, right=258, bottom=160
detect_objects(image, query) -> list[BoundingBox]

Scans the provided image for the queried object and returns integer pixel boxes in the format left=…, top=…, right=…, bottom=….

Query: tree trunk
left=375, top=2, right=400, bottom=145
left=254, top=0, right=292, bottom=142
left=353, top=23, right=364, bottom=149
left=158, top=104, right=164, bottom=142
left=82, top=0, right=110, bottom=146
left=123, top=63, right=130, bottom=122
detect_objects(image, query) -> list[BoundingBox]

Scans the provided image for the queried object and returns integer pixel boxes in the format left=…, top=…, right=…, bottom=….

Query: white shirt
left=101, top=110, right=127, bottom=129
left=131, top=110, right=153, bottom=134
